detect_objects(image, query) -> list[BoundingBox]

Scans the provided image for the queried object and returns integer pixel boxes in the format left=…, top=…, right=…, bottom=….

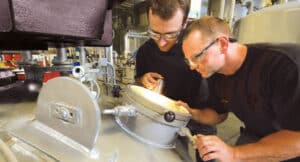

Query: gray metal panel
left=11, top=0, right=107, bottom=39
left=0, top=0, right=12, bottom=32
left=0, top=0, right=113, bottom=49
left=36, top=77, right=101, bottom=150
left=86, top=10, right=113, bottom=47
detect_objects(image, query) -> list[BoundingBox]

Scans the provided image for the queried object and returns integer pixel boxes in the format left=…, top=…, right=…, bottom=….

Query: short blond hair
left=184, top=16, right=230, bottom=41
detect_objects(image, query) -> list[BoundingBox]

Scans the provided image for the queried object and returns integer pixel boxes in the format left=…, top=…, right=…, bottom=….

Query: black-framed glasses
left=147, top=28, right=181, bottom=41
left=184, top=39, right=218, bottom=66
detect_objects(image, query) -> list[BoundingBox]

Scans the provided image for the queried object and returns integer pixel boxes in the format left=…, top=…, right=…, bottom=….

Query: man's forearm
left=233, top=130, right=300, bottom=162
left=190, top=108, right=228, bottom=125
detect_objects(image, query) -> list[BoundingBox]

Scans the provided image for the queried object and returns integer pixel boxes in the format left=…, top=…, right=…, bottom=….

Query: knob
left=164, top=111, right=176, bottom=122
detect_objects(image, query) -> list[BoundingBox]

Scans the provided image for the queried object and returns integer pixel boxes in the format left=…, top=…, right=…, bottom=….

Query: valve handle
left=164, top=111, right=176, bottom=122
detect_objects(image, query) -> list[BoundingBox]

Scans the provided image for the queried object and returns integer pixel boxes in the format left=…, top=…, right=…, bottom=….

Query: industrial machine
left=0, top=77, right=192, bottom=162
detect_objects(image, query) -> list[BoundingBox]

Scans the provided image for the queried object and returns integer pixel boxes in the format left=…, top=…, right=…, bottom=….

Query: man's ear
left=218, top=36, right=229, bottom=53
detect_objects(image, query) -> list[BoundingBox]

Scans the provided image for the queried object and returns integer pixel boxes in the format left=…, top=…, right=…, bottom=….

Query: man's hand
left=175, top=100, right=192, bottom=113
left=196, top=134, right=236, bottom=162
left=140, top=72, right=163, bottom=90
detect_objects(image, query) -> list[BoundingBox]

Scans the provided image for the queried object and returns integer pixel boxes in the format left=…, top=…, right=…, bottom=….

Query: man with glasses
left=135, top=0, right=218, bottom=161
left=179, top=16, right=300, bottom=162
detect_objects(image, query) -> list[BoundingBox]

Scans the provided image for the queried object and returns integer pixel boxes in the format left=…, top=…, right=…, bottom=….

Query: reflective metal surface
left=0, top=78, right=191, bottom=162
left=36, top=77, right=100, bottom=151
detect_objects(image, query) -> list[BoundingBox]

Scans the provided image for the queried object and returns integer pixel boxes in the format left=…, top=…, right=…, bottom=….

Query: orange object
left=43, top=71, right=60, bottom=82
left=39, top=61, right=44, bottom=67
left=17, top=72, right=26, bottom=80
left=3, top=54, right=12, bottom=61
left=13, top=54, right=23, bottom=61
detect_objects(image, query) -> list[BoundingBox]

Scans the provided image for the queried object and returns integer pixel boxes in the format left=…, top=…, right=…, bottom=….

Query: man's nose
left=189, top=61, right=197, bottom=70
left=158, top=37, right=168, bottom=47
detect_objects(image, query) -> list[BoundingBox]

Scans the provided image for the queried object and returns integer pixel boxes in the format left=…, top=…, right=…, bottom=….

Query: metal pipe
left=57, top=47, right=67, bottom=62
left=20, top=50, right=37, bottom=65
left=242, top=0, right=254, bottom=14
left=102, top=46, right=117, bottom=85
left=79, top=47, right=86, bottom=65
left=109, top=46, right=114, bottom=66
left=247, top=0, right=254, bottom=14
left=23, top=50, right=32, bottom=61
left=124, top=31, right=148, bottom=59
left=103, top=105, right=137, bottom=117
left=107, top=63, right=116, bottom=85
left=134, top=37, right=137, bottom=51
left=219, top=0, right=226, bottom=18
left=124, top=32, right=130, bottom=60
left=228, top=0, right=236, bottom=27
left=113, top=50, right=118, bottom=65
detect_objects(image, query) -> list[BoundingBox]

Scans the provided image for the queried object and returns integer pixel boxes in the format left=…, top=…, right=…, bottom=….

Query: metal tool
left=177, top=127, right=197, bottom=145
left=153, top=79, right=164, bottom=94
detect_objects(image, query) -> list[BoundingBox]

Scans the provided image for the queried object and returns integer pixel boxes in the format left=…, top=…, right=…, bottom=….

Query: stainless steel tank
left=232, top=2, right=300, bottom=44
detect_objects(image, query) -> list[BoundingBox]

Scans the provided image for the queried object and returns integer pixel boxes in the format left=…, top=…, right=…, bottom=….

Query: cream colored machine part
left=233, top=2, right=300, bottom=44
left=129, top=85, right=190, bottom=115
left=153, top=79, right=164, bottom=94
left=178, top=127, right=197, bottom=145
